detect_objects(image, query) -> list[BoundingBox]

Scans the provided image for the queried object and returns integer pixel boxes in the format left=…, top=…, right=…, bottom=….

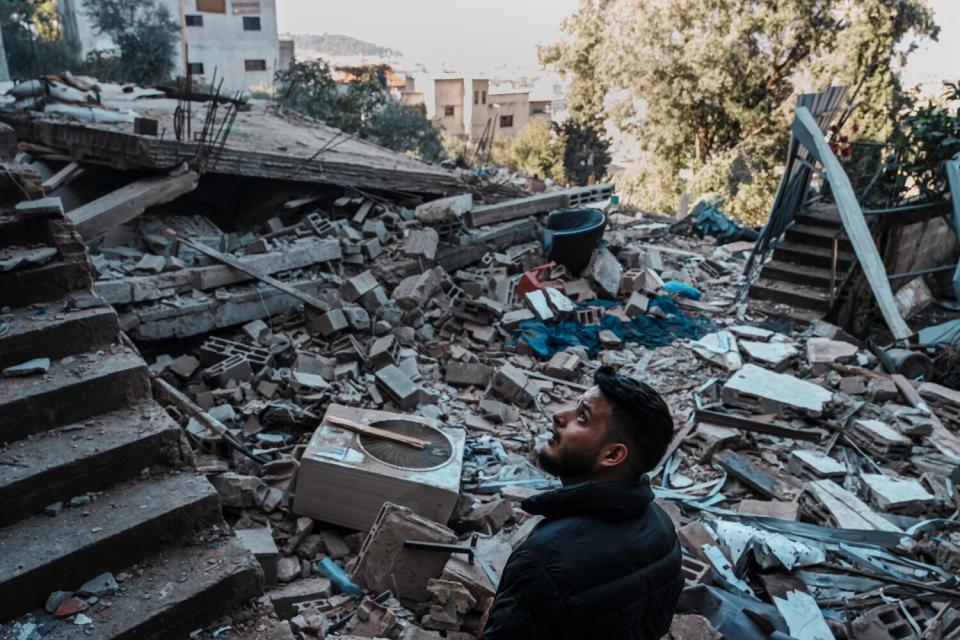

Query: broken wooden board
left=67, top=170, right=199, bottom=239
left=793, top=107, right=911, bottom=339
left=41, top=161, right=85, bottom=192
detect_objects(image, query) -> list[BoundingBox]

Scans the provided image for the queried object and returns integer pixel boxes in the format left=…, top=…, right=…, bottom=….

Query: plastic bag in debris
left=511, top=296, right=712, bottom=359
left=663, top=280, right=702, bottom=300
left=676, top=585, right=790, bottom=640
left=675, top=199, right=759, bottom=245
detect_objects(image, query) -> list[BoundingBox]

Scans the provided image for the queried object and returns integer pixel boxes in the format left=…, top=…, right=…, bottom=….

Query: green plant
left=83, top=0, right=178, bottom=85
left=275, top=60, right=444, bottom=162
left=491, top=120, right=567, bottom=183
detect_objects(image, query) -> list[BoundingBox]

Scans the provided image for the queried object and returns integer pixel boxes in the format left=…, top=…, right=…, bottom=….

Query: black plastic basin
left=541, top=208, right=608, bottom=275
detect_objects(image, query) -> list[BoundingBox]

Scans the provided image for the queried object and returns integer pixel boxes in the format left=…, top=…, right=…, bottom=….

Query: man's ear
left=599, top=442, right=629, bottom=468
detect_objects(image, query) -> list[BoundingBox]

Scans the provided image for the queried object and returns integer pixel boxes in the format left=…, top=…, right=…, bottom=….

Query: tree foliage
left=544, top=0, right=938, bottom=223
left=82, top=0, right=179, bottom=85
left=492, top=120, right=567, bottom=183
left=539, top=0, right=612, bottom=185
left=275, top=60, right=444, bottom=162
left=0, top=0, right=80, bottom=80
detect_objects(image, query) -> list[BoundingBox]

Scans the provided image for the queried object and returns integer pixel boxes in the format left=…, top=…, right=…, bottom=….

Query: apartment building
left=59, top=0, right=286, bottom=93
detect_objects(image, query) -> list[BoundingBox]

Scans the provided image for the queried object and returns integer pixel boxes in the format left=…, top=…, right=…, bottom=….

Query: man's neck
left=559, top=469, right=636, bottom=486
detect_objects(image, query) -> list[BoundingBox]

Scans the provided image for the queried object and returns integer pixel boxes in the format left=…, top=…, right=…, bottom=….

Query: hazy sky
left=276, top=0, right=958, bottom=89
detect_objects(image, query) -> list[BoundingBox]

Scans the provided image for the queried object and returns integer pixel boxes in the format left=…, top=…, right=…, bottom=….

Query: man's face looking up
left=538, top=385, right=620, bottom=483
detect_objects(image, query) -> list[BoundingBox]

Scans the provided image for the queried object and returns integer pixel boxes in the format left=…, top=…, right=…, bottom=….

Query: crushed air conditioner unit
left=293, top=404, right=465, bottom=530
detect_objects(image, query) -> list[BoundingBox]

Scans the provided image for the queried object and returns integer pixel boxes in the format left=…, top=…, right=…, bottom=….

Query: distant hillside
left=289, top=33, right=402, bottom=58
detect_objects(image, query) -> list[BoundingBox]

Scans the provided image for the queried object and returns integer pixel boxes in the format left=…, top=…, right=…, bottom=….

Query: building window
left=242, top=16, right=261, bottom=30
left=473, top=91, right=479, bottom=105
left=196, top=0, right=226, bottom=13
left=187, top=62, right=205, bottom=75
left=245, top=59, right=267, bottom=72
left=531, top=103, right=548, bottom=115
left=482, top=90, right=487, bottom=104
left=499, top=115, right=514, bottom=128
left=444, top=105, right=455, bottom=117
left=185, top=14, right=203, bottom=26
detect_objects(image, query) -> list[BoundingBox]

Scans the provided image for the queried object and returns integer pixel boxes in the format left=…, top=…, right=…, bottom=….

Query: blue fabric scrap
left=511, top=296, right=712, bottom=359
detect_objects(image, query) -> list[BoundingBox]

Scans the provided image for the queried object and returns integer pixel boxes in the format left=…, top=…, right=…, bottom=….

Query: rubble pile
left=2, top=76, right=960, bottom=640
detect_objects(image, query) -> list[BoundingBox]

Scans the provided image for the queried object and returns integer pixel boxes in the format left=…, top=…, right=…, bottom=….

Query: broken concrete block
left=375, top=364, right=420, bottom=410
left=893, top=276, right=934, bottom=320
left=134, top=253, right=166, bottom=274
left=77, top=572, right=119, bottom=597
left=415, top=194, right=473, bottom=225
left=598, top=329, right=622, bottom=349
left=861, top=474, right=935, bottom=515
left=340, top=270, right=380, bottom=302
left=445, top=361, right=493, bottom=387
left=352, top=502, right=458, bottom=604
left=392, top=267, right=443, bottom=310
left=524, top=289, right=554, bottom=322
left=491, top=363, right=538, bottom=408
left=169, top=354, right=200, bottom=379
left=690, top=331, right=743, bottom=371
left=403, top=228, right=440, bottom=261
left=277, top=556, right=301, bottom=583
left=268, top=577, right=333, bottom=618
left=422, top=579, right=477, bottom=632
left=209, top=473, right=263, bottom=508
left=807, top=337, right=858, bottom=374
left=722, top=364, right=834, bottom=417
left=788, top=449, right=846, bottom=479
left=359, top=285, right=390, bottom=313
left=236, top=527, right=279, bottom=586
left=543, top=287, right=575, bottom=316
left=586, top=246, right=622, bottom=299
left=464, top=499, right=513, bottom=533
left=545, top=350, right=580, bottom=379
left=306, top=308, right=348, bottom=338
left=501, top=308, right=535, bottom=331
left=624, top=292, right=649, bottom=318
left=738, top=340, right=799, bottom=372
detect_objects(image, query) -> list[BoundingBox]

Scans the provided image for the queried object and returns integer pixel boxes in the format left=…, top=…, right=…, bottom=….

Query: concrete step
left=0, top=299, right=119, bottom=370
left=749, top=277, right=831, bottom=312
left=783, top=223, right=851, bottom=250
left=795, top=207, right=842, bottom=228
left=24, top=539, right=264, bottom=640
left=761, top=260, right=835, bottom=289
left=772, top=241, right=854, bottom=270
left=0, top=259, right=93, bottom=310
left=0, top=473, right=222, bottom=620
left=0, top=345, right=150, bottom=443
left=0, top=403, right=184, bottom=527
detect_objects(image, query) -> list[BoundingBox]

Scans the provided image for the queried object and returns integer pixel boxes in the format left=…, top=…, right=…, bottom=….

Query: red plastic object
left=515, top=262, right=562, bottom=297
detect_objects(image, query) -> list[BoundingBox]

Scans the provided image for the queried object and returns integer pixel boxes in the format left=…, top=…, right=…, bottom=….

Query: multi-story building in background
left=406, top=74, right=555, bottom=142
left=59, top=0, right=291, bottom=92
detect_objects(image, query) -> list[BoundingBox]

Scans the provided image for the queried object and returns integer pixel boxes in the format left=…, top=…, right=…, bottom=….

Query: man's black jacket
left=482, top=478, right=683, bottom=639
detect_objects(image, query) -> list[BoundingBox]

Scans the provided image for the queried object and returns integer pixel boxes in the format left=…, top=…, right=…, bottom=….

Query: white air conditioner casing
left=293, top=404, right=465, bottom=531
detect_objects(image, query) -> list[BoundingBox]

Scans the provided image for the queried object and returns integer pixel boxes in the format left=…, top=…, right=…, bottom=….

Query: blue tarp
left=511, top=296, right=713, bottom=359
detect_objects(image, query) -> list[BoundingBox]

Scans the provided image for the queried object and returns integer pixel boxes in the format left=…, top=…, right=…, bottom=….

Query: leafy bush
left=275, top=60, right=444, bottom=162
left=491, top=120, right=567, bottom=183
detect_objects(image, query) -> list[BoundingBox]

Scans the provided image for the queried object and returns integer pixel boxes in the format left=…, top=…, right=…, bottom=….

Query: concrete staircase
left=0, top=214, right=263, bottom=638
left=749, top=203, right=852, bottom=319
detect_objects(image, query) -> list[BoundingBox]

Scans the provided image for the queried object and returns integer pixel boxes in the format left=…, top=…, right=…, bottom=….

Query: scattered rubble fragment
left=3, top=75, right=960, bottom=640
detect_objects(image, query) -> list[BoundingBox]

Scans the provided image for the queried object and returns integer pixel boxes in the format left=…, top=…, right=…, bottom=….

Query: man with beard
left=481, top=366, right=683, bottom=640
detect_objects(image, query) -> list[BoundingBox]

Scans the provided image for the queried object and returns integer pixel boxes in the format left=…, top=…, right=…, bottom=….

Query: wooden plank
left=165, top=229, right=331, bottom=313
left=792, top=107, right=911, bottom=339
left=41, top=161, right=85, bottom=192
left=891, top=373, right=960, bottom=460
left=694, top=408, right=822, bottom=442
left=325, top=415, right=428, bottom=450
left=68, top=169, right=199, bottom=239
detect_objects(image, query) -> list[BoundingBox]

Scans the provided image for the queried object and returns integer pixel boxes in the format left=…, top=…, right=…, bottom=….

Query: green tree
left=544, top=0, right=938, bottom=223
left=491, top=120, right=567, bottom=183
left=83, top=0, right=179, bottom=85
left=0, top=0, right=80, bottom=80
left=539, top=0, right=612, bottom=185
left=275, top=60, right=445, bottom=162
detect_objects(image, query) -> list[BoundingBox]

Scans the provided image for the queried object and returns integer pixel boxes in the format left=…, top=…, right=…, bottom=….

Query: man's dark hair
left=594, top=366, right=674, bottom=476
